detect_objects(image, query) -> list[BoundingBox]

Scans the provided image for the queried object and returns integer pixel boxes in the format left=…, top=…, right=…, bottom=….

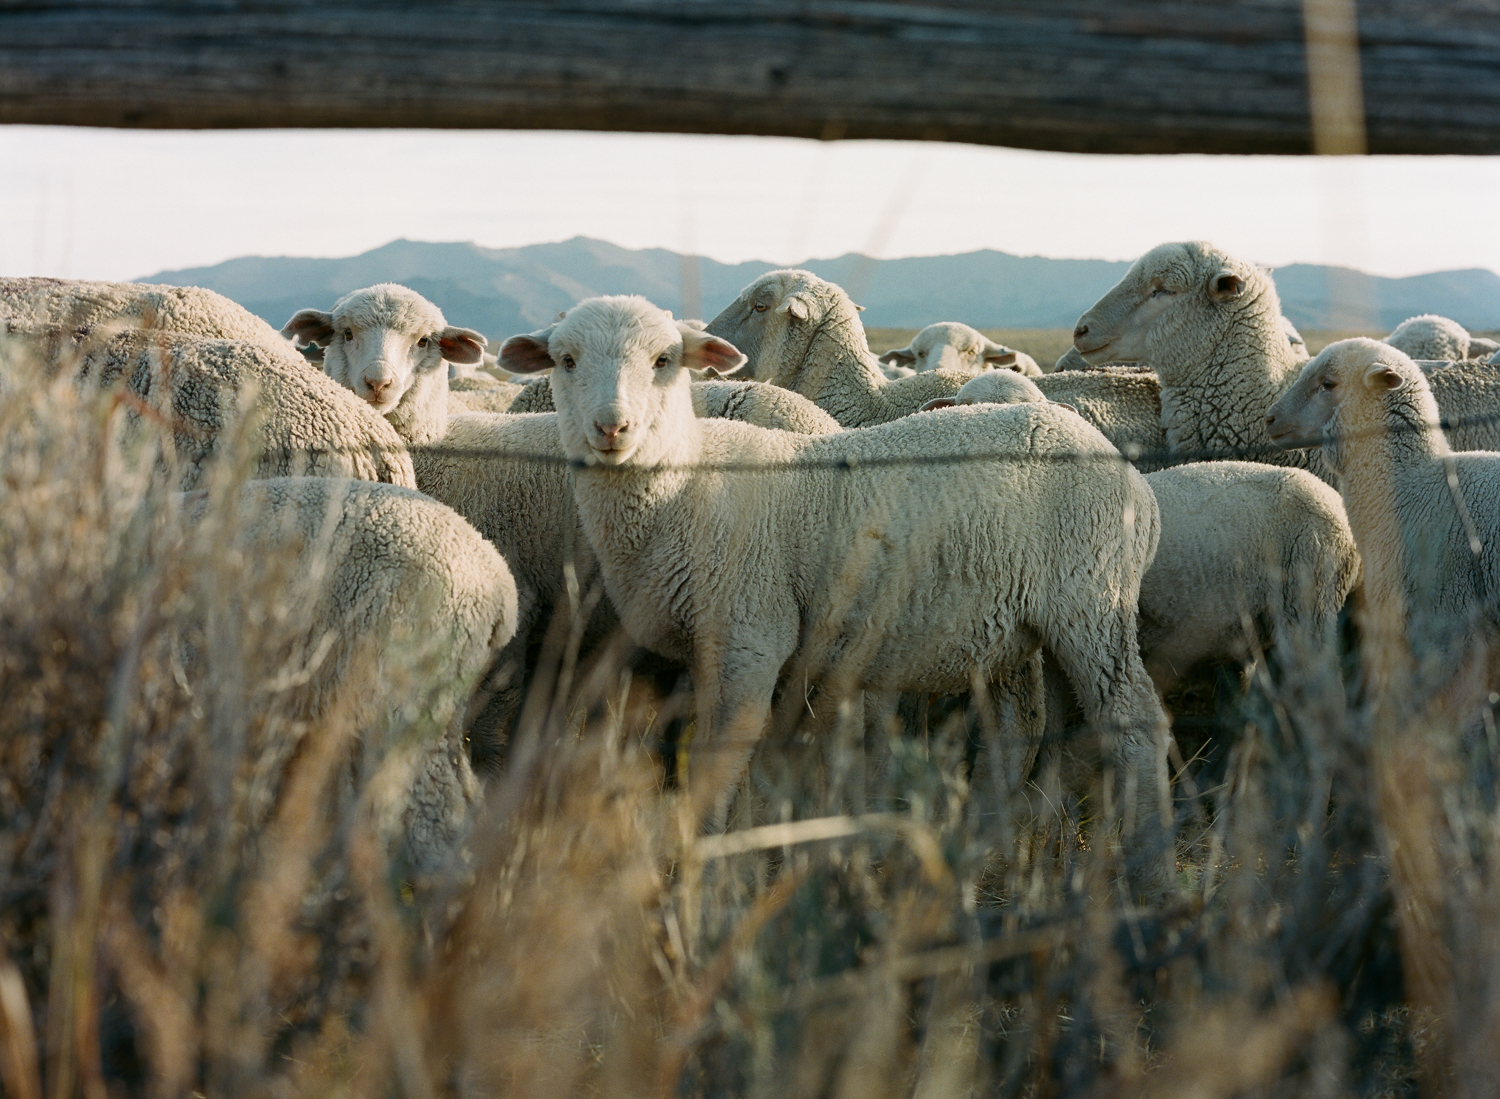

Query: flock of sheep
left=5, top=237, right=1500, bottom=892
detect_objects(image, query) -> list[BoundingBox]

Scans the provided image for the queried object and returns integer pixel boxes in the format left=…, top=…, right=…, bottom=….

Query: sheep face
left=880, top=322, right=1019, bottom=374
left=706, top=269, right=837, bottom=383
left=1072, top=241, right=1257, bottom=366
left=499, top=296, right=744, bottom=466
left=282, top=284, right=485, bottom=415
left=1265, top=338, right=1434, bottom=468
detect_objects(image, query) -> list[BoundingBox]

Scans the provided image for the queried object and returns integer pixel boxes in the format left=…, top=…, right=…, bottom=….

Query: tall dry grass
left=6, top=325, right=1500, bottom=1098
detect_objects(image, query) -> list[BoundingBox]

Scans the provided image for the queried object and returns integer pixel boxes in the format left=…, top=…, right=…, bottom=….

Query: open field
left=8, top=291, right=1500, bottom=1099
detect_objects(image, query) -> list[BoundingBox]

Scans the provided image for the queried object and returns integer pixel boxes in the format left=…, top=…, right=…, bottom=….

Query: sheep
left=1137, top=462, right=1358, bottom=692
left=920, top=370, right=1048, bottom=411
left=182, top=476, right=518, bottom=872
left=1, top=322, right=416, bottom=491
left=879, top=322, right=1041, bottom=377
left=918, top=372, right=1359, bottom=695
left=499, top=295, right=1172, bottom=880
left=1385, top=314, right=1472, bottom=362
left=0, top=276, right=289, bottom=352
left=1071, top=242, right=1500, bottom=476
left=1054, top=315, right=1304, bottom=373
left=706, top=270, right=980, bottom=427
left=1034, top=368, right=1168, bottom=466
left=293, top=287, right=616, bottom=758
left=1265, top=338, right=1500, bottom=722
left=504, top=373, right=842, bottom=434
left=281, top=283, right=488, bottom=447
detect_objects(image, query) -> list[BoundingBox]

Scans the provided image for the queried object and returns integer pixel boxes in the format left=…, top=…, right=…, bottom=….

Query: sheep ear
left=438, top=326, right=487, bottom=365
left=682, top=328, right=747, bottom=374
left=880, top=347, right=917, bottom=367
left=1364, top=363, right=1407, bottom=391
left=920, top=397, right=957, bottom=412
left=982, top=345, right=1019, bottom=367
left=777, top=294, right=812, bottom=321
left=298, top=343, right=325, bottom=365
left=498, top=325, right=558, bottom=374
left=1056, top=402, right=1080, bottom=415
left=282, top=308, right=335, bottom=345
left=1208, top=269, right=1246, bottom=302
left=853, top=303, right=866, bottom=312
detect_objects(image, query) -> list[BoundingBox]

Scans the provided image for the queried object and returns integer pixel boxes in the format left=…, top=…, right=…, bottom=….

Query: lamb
left=294, top=286, right=616, bottom=756
left=1265, top=338, right=1500, bottom=721
left=706, top=270, right=980, bottom=427
left=1384, top=314, right=1473, bottom=362
left=182, top=476, right=518, bottom=873
left=1, top=323, right=416, bottom=491
left=918, top=370, right=1359, bottom=694
left=1137, top=462, right=1358, bottom=691
left=879, top=322, right=1042, bottom=377
left=0, top=276, right=290, bottom=352
left=505, top=373, right=842, bottom=434
left=1054, top=315, right=1305, bottom=373
left=499, top=295, right=1171, bottom=878
left=1071, top=242, right=1500, bottom=476
left=281, top=283, right=487, bottom=446
left=920, top=370, right=1047, bottom=411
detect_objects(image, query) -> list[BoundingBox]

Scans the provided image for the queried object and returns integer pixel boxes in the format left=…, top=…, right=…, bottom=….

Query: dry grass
left=8, top=324, right=1500, bottom=1099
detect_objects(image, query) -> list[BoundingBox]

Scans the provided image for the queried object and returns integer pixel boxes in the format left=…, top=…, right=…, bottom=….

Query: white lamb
left=1137, top=462, right=1358, bottom=691
left=1, top=323, right=416, bottom=491
left=918, top=371, right=1359, bottom=693
left=182, top=476, right=518, bottom=872
left=1072, top=242, right=1500, bottom=478
left=706, top=270, right=980, bottom=427
left=0, top=276, right=289, bottom=352
left=292, top=286, right=617, bottom=754
left=1384, top=314, right=1472, bottom=362
left=499, top=295, right=1172, bottom=872
left=879, top=322, right=1042, bottom=377
left=920, top=370, right=1047, bottom=411
left=281, top=283, right=488, bottom=446
left=1266, top=338, right=1500, bottom=721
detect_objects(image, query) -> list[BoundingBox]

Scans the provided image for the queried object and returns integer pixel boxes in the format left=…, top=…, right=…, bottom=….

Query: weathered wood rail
left=0, top=1, right=1496, bottom=153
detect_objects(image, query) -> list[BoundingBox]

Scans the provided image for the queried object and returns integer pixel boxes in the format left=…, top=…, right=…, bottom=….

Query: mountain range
left=141, top=237, right=1500, bottom=340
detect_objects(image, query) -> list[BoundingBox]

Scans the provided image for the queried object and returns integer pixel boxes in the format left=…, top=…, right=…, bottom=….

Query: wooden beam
left=0, top=2, right=1497, bottom=154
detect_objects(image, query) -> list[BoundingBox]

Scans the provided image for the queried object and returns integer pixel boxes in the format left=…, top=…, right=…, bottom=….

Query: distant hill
left=141, top=237, right=1500, bottom=341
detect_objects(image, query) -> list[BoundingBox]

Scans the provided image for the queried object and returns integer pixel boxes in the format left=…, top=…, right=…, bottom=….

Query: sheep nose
left=365, top=378, right=392, bottom=398
left=1074, top=322, right=1089, bottom=339
left=595, top=421, right=628, bottom=442
left=1264, top=412, right=1277, bottom=427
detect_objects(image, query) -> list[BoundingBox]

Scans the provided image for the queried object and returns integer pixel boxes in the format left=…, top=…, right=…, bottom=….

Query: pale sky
left=2, top=125, right=1498, bottom=281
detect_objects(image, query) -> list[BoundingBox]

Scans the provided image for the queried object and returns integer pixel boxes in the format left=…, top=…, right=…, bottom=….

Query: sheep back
left=1, top=276, right=287, bottom=351
left=15, top=325, right=416, bottom=490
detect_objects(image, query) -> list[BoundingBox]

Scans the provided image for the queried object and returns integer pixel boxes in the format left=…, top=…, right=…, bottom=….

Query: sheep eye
left=655, top=352, right=671, bottom=369
left=562, top=354, right=576, bottom=370
left=418, top=337, right=429, bottom=348
left=1150, top=287, right=1173, bottom=299
left=343, top=329, right=354, bottom=341
left=1321, top=379, right=1337, bottom=391
left=752, top=303, right=768, bottom=313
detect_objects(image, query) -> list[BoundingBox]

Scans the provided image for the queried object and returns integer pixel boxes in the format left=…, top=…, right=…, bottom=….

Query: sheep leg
left=689, top=658, right=784, bottom=832
left=1046, top=619, right=1173, bottom=895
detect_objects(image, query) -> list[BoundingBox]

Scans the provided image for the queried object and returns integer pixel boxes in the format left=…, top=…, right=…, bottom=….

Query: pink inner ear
left=440, top=334, right=484, bottom=365
left=693, top=336, right=746, bottom=373
left=498, top=335, right=555, bottom=374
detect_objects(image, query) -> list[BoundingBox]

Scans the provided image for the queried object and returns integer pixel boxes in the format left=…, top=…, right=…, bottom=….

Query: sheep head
left=706, top=269, right=855, bottom=386
left=1265, top=338, right=1437, bottom=468
left=282, top=284, right=486, bottom=417
left=499, top=296, right=743, bottom=466
left=881, top=322, right=1019, bottom=374
left=1071, top=242, right=1269, bottom=370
